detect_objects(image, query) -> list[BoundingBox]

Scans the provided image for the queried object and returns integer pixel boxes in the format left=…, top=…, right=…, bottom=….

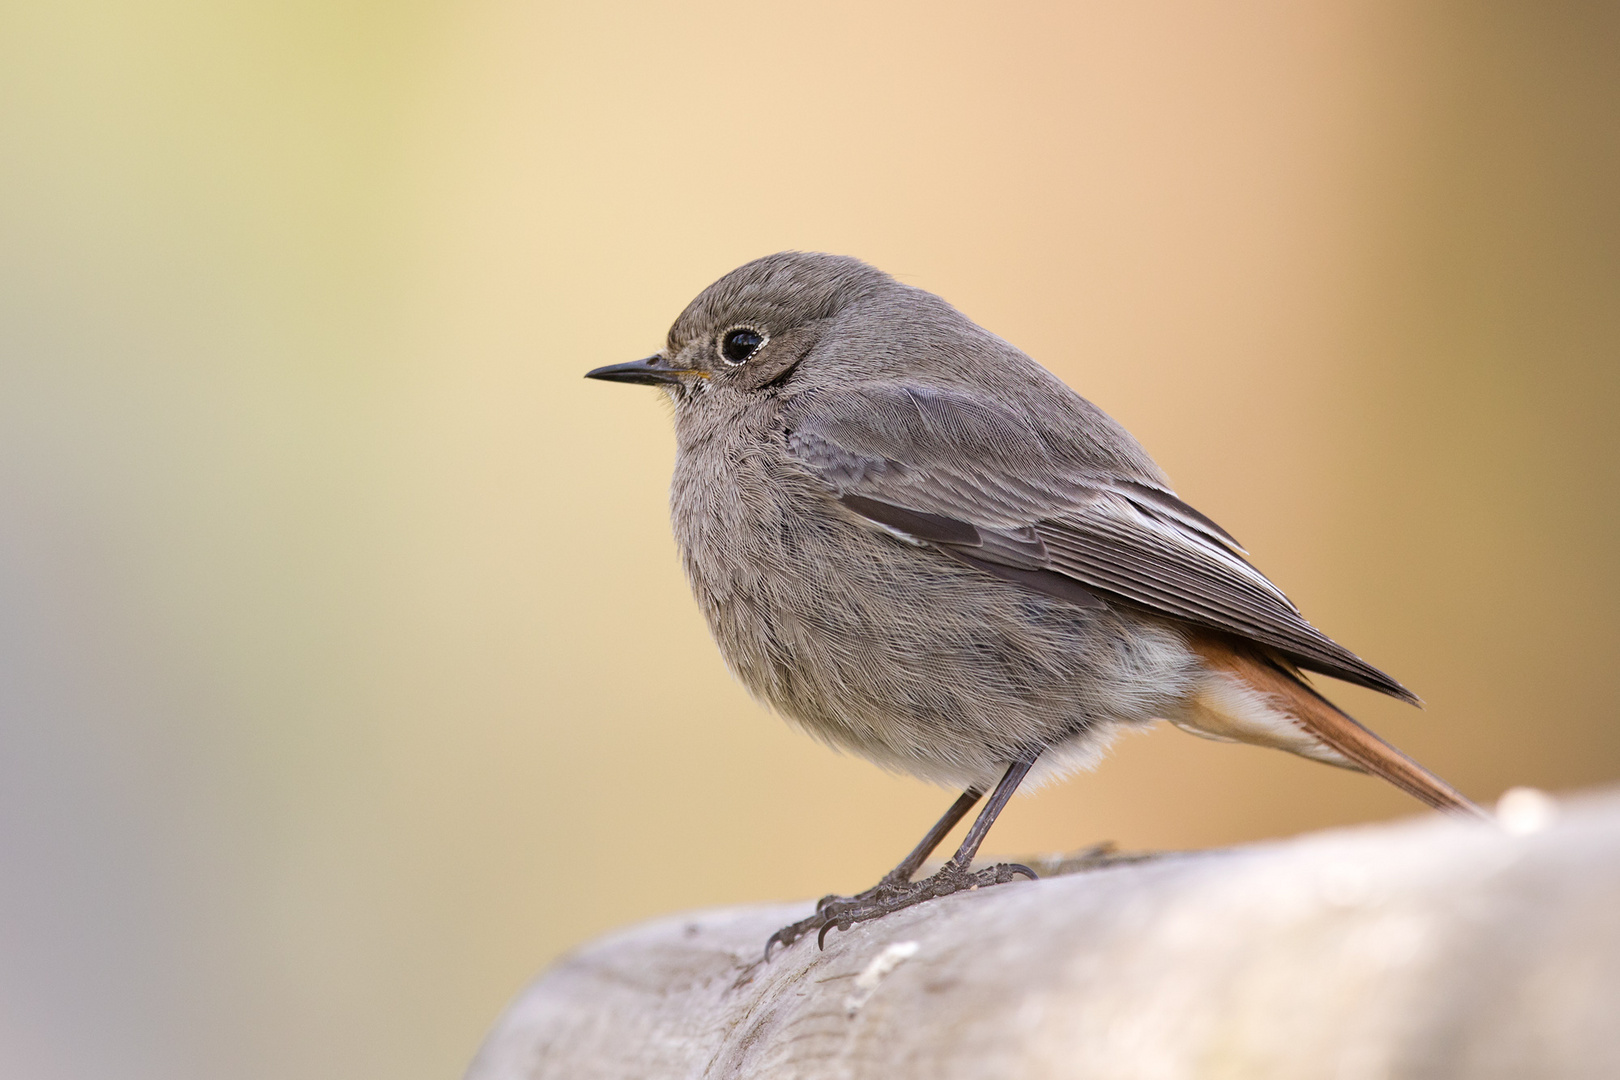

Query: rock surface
left=468, top=788, right=1620, bottom=1079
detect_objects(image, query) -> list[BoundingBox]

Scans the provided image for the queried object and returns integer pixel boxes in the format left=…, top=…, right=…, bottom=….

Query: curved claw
left=768, top=858, right=1040, bottom=959
left=764, top=915, right=817, bottom=962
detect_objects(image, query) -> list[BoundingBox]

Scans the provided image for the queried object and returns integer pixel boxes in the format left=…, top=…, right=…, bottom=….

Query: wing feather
left=783, top=384, right=1418, bottom=704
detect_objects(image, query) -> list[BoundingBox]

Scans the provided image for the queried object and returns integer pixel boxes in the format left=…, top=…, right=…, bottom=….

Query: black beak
left=584, top=355, right=685, bottom=386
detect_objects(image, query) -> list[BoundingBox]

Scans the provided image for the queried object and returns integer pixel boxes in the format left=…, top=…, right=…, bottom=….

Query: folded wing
left=783, top=383, right=1418, bottom=704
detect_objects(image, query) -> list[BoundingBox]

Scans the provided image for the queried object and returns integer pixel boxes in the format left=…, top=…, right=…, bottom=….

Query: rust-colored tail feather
left=1191, top=635, right=1489, bottom=819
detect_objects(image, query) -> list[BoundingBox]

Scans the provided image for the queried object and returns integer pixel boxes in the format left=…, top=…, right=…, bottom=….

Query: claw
left=763, top=913, right=819, bottom=962
left=767, top=859, right=1039, bottom=959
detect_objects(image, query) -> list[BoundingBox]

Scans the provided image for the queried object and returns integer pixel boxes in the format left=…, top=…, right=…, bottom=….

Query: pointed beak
left=584, top=355, right=688, bottom=386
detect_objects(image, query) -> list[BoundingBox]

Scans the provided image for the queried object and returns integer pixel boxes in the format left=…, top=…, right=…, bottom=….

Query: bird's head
left=585, top=251, right=901, bottom=402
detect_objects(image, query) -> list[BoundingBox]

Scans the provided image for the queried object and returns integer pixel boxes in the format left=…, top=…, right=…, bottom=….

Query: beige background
left=1, top=3, right=1616, bottom=1078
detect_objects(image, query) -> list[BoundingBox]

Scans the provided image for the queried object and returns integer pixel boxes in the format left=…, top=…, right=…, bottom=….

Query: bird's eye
left=719, top=327, right=765, bottom=365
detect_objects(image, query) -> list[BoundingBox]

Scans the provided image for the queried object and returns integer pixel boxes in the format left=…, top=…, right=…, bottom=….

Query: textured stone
left=468, top=789, right=1620, bottom=1079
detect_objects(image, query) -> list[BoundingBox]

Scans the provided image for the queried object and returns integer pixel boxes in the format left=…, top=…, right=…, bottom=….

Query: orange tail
left=1185, top=634, right=1488, bottom=819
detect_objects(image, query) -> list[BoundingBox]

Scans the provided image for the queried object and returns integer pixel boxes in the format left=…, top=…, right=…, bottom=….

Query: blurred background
left=1, top=1, right=1616, bottom=1077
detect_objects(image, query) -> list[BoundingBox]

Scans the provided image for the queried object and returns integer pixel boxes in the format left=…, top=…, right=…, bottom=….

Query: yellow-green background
left=2, top=3, right=1616, bottom=1077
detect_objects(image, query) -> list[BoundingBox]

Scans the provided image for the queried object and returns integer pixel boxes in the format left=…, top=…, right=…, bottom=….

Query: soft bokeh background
left=2, top=2, right=1616, bottom=1077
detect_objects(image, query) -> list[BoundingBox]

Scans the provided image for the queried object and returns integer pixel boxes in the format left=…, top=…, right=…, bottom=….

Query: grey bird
left=586, top=252, right=1482, bottom=955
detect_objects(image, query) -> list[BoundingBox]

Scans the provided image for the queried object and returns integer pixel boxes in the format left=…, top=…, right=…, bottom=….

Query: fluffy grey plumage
left=587, top=251, right=1477, bottom=950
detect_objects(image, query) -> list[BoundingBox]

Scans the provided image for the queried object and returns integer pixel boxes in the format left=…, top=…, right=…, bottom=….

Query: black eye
left=719, top=327, right=765, bottom=365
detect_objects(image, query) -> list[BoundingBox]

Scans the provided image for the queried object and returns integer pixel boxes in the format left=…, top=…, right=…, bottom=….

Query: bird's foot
left=763, top=861, right=1037, bottom=959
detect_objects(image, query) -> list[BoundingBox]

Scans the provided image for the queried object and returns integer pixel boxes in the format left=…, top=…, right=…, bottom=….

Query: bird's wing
left=783, top=383, right=1417, bottom=703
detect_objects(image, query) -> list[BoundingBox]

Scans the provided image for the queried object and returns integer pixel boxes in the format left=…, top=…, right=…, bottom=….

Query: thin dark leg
left=813, top=786, right=982, bottom=914
left=774, top=786, right=982, bottom=955
left=938, top=757, right=1035, bottom=872
left=765, top=756, right=1041, bottom=959
left=886, top=787, right=984, bottom=883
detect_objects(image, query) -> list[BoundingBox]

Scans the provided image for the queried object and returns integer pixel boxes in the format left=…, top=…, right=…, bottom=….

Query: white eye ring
left=717, top=326, right=768, bottom=366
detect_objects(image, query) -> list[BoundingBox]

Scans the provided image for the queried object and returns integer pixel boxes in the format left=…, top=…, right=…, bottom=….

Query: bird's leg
left=811, top=757, right=1039, bottom=947
left=765, top=758, right=1039, bottom=958
left=765, top=787, right=981, bottom=959
left=820, top=787, right=983, bottom=904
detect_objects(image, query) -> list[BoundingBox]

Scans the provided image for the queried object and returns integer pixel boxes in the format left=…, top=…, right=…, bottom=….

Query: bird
left=585, top=251, right=1483, bottom=955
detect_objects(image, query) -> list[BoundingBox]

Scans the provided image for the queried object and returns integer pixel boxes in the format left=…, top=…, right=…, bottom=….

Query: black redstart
left=586, top=252, right=1482, bottom=954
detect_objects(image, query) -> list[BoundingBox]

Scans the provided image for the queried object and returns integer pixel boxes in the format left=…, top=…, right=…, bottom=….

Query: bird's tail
left=1181, top=633, right=1489, bottom=820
